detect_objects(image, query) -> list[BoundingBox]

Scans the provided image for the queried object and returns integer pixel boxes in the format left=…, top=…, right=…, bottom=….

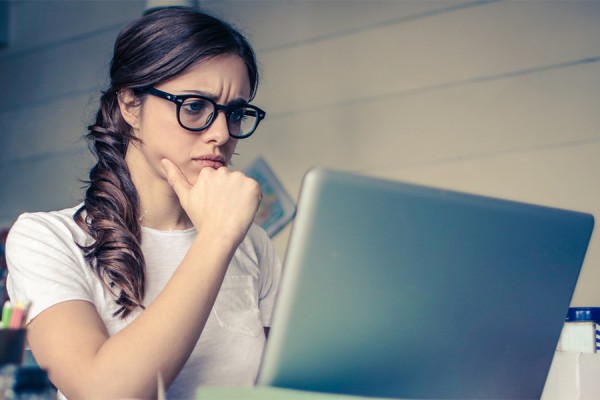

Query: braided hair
left=74, top=7, right=260, bottom=318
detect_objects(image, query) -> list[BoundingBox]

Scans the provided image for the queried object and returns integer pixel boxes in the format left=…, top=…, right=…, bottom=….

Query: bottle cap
left=566, top=307, right=600, bottom=323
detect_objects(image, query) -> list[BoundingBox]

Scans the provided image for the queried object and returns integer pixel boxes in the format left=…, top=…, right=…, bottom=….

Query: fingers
left=160, top=158, right=191, bottom=199
left=160, top=160, right=261, bottom=238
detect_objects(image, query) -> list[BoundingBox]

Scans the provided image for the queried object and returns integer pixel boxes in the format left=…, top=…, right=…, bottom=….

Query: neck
left=138, top=196, right=193, bottom=231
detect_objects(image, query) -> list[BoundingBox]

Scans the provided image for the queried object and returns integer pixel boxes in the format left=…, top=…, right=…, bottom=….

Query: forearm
left=38, top=234, right=239, bottom=399
left=28, top=166, right=261, bottom=399
left=102, top=235, right=235, bottom=395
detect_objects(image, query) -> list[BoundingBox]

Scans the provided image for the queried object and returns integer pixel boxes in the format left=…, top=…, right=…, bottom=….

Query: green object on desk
left=197, top=386, right=392, bottom=400
left=1, top=301, right=11, bottom=328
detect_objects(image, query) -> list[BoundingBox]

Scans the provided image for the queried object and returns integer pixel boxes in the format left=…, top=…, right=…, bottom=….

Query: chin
left=186, top=172, right=200, bottom=185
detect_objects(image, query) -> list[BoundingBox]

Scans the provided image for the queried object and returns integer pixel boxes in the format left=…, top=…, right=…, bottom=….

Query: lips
left=192, top=154, right=226, bottom=169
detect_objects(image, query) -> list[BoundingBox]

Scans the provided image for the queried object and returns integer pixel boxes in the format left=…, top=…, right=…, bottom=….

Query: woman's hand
left=161, top=158, right=261, bottom=244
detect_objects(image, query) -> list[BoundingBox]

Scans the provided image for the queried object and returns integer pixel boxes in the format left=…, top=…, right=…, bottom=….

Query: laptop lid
left=257, top=168, right=594, bottom=399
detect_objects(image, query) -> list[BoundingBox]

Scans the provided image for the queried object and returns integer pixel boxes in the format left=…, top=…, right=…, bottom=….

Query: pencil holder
left=0, top=329, right=26, bottom=366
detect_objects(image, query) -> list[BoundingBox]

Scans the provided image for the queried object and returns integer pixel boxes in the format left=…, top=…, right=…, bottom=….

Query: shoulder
left=8, top=204, right=90, bottom=247
left=13, top=204, right=84, bottom=229
left=232, top=223, right=280, bottom=275
left=238, top=223, right=271, bottom=256
left=246, top=223, right=270, bottom=244
left=5, top=206, right=98, bottom=322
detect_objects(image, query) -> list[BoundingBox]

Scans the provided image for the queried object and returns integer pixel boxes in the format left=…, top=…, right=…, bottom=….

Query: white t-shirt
left=6, top=205, right=282, bottom=399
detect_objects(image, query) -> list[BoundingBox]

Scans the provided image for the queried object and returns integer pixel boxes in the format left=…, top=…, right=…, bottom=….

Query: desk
left=198, top=352, right=600, bottom=400
left=197, top=386, right=391, bottom=400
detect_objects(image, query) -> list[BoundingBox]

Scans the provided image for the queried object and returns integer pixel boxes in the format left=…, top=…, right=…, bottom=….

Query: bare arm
left=27, top=164, right=261, bottom=399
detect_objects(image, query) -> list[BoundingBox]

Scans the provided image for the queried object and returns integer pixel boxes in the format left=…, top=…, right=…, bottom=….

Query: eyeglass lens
left=179, top=98, right=258, bottom=137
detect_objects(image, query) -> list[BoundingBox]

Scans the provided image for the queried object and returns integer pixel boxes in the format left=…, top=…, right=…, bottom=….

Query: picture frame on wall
left=244, top=157, right=296, bottom=238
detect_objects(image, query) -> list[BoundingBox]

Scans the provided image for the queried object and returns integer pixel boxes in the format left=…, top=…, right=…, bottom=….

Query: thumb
left=161, top=158, right=191, bottom=199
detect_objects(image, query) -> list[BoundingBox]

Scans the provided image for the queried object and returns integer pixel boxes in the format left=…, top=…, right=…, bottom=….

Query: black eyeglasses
left=141, top=87, right=266, bottom=139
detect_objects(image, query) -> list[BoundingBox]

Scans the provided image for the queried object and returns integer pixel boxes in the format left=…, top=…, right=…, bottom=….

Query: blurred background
left=0, top=0, right=599, bottom=306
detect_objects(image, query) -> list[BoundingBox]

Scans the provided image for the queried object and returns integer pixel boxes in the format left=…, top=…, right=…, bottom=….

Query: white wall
left=1, top=0, right=599, bottom=306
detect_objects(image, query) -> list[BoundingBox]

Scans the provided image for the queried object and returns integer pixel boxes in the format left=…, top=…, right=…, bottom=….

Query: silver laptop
left=257, top=168, right=594, bottom=399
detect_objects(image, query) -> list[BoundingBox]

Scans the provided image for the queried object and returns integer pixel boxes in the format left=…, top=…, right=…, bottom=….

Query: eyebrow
left=182, top=90, right=249, bottom=106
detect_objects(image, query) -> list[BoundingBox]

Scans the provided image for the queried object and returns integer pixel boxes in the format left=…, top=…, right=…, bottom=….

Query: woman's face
left=124, top=54, right=252, bottom=186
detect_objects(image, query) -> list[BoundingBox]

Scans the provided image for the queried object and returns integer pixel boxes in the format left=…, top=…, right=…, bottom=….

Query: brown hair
left=74, top=7, right=260, bottom=317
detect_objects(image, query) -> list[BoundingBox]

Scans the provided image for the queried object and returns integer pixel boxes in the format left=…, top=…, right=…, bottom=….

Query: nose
left=202, top=110, right=230, bottom=145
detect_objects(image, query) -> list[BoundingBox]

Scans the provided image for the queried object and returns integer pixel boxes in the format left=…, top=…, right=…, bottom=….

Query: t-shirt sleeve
left=5, top=213, right=94, bottom=324
left=255, top=227, right=282, bottom=327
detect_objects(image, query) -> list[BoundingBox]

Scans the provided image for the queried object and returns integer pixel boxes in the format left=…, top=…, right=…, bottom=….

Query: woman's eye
left=229, top=109, right=246, bottom=122
left=183, top=100, right=207, bottom=114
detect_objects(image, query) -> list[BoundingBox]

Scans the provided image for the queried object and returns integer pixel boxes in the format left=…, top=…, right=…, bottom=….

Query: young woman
left=6, top=7, right=281, bottom=399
